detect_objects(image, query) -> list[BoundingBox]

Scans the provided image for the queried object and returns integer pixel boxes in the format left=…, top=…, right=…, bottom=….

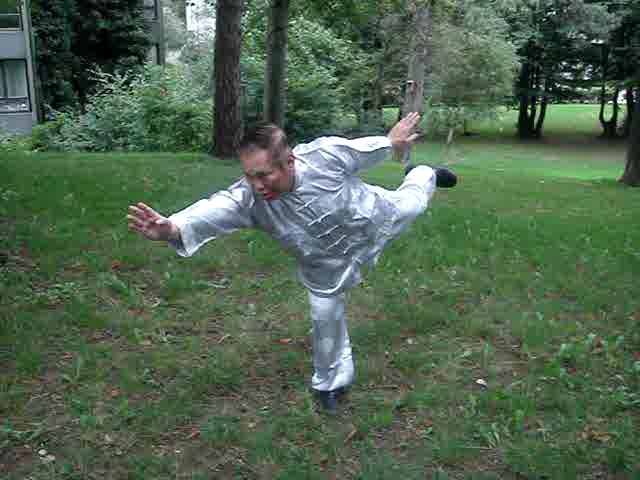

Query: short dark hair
left=238, top=123, right=290, bottom=167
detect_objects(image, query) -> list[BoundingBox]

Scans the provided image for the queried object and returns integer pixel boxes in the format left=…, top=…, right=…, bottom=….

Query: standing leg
left=308, top=291, right=353, bottom=413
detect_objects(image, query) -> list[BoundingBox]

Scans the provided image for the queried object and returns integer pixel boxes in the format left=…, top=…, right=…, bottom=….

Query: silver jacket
left=169, top=136, right=406, bottom=297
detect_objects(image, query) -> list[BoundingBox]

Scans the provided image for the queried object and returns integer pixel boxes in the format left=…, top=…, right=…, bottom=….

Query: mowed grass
left=1, top=104, right=639, bottom=479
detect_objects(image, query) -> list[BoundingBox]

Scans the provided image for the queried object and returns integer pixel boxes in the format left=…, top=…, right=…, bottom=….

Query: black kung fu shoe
left=405, top=164, right=458, bottom=188
left=313, top=387, right=349, bottom=416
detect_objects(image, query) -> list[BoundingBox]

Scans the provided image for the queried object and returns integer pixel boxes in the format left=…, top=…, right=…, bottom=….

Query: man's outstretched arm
left=127, top=181, right=255, bottom=257
left=323, top=112, right=422, bottom=175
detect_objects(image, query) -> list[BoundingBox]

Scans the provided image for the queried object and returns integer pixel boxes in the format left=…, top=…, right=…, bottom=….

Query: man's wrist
left=168, top=222, right=181, bottom=242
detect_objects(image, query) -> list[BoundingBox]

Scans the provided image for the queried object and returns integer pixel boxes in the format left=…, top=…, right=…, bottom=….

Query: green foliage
left=501, top=0, right=617, bottom=136
left=426, top=0, right=518, bottom=134
left=42, top=65, right=211, bottom=152
left=30, top=0, right=151, bottom=111
left=284, top=18, right=351, bottom=140
left=242, top=12, right=353, bottom=140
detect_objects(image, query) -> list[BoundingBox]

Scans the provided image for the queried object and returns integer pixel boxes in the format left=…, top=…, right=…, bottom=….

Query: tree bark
left=517, top=62, right=532, bottom=138
left=621, top=87, right=634, bottom=138
left=517, top=61, right=545, bottom=139
left=212, top=0, right=244, bottom=159
left=598, top=44, right=619, bottom=139
left=401, top=0, right=430, bottom=118
left=534, top=78, right=550, bottom=137
left=620, top=93, right=640, bottom=186
left=263, top=0, right=289, bottom=128
left=371, top=51, right=384, bottom=127
left=599, top=87, right=620, bottom=139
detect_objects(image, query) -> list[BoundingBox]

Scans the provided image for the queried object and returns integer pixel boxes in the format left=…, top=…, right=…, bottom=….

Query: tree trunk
left=263, top=0, right=289, bottom=128
left=621, top=87, right=634, bottom=138
left=517, top=62, right=532, bottom=138
left=517, top=61, right=544, bottom=139
left=599, top=88, right=620, bottom=139
left=598, top=44, right=619, bottom=139
left=534, top=78, right=550, bottom=137
left=212, top=0, right=244, bottom=159
left=371, top=52, right=384, bottom=127
left=401, top=0, right=430, bottom=118
left=620, top=93, right=640, bottom=186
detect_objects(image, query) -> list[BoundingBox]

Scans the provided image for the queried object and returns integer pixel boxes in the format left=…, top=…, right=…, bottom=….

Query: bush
left=240, top=16, right=351, bottom=142
left=0, top=130, right=32, bottom=154
left=43, top=65, right=212, bottom=152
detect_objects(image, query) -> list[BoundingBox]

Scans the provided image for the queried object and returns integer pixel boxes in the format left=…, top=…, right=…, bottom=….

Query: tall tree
left=213, top=0, right=244, bottom=158
left=504, top=0, right=615, bottom=139
left=401, top=0, right=430, bottom=119
left=611, top=0, right=640, bottom=138
left=617, top=0, right=640, bottom=185
left=426, top=0, right=518, bottom=143
left=30, top=0, right=150, bottom=112
left=597, top=43, right=621, bottom=138
left=301, top=0, right=409, bottom=130
left=263, top=0, right=289, bottom=127
left=620, top=90, right=640, bottom=186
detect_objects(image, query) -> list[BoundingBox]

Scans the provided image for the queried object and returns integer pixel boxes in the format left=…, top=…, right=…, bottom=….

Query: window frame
left=0, top=0, right=22, bottom=30
left=0, top=59, right=31, bottom=114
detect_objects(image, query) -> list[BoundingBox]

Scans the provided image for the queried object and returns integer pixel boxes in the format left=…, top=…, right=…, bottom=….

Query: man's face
left=241, top=148, right=295, bottom=201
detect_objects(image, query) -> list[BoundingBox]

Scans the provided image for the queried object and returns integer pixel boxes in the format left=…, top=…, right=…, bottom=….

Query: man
left=127, top=113, right=456, bottom=415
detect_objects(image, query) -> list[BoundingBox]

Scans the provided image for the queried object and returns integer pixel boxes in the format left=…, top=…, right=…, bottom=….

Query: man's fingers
left=127, top=214, right=146, bottom=229
left=407, top=112, right=421, bottom=129
left=128, top=221, right=145, bottom=235
left=128, top=205, right=151, bottom=220
left=137, top=202, right=159, bottom=218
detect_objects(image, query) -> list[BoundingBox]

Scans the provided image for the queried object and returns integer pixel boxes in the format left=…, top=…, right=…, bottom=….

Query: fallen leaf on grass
left=345, top=426, right=362, bottom=444
left=580, top=426, right=611, bottom=443
left=107, top=388, right=121, bottom=399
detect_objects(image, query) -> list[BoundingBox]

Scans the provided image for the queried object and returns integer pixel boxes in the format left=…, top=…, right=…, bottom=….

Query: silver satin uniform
left=169, top=136, right=437, bottom=392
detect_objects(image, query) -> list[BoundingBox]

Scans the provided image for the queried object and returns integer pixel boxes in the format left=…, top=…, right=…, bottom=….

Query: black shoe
left=405, top=164, right=457, bottom=188
left=313, top=387, right=349, bottom=416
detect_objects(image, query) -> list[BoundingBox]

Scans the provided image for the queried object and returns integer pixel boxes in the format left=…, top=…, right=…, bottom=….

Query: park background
left=1, top=0, right=639, bottom=478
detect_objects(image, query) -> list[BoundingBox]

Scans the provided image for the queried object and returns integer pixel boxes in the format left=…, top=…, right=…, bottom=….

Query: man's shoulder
left=213, top=177, right=255, bottom=208
left=292, top=136, right=348, bottom=157
left=294, top=136, right=391, bottom=157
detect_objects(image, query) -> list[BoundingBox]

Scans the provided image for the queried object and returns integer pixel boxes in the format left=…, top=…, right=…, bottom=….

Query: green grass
left=1, top=104, right=639, bottom=479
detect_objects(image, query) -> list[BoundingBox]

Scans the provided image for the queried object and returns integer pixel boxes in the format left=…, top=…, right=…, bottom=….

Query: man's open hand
left=127, top=202, right=179, bottom=242
left=387, top=112, right=422, bottom=156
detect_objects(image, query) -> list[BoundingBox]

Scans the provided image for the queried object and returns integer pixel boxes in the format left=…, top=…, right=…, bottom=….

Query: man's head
left=238, top=124, right=295, bottom=201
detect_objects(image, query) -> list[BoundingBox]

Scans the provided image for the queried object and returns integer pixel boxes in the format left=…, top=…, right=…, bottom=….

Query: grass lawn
left=1, top=104, right=639, bottom=479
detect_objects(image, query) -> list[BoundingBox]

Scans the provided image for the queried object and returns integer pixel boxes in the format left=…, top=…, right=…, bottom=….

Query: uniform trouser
left=309, top=166, right=436, bottom=392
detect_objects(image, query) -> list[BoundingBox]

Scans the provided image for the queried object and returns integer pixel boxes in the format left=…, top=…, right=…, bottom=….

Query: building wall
left=0, top=0, right=38, bottom=135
